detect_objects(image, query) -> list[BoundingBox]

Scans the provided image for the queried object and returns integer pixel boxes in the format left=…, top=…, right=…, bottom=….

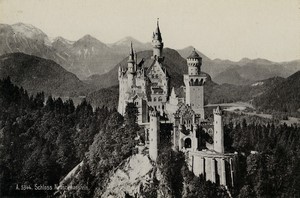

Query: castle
left=118, top=20, right=237, bottom=188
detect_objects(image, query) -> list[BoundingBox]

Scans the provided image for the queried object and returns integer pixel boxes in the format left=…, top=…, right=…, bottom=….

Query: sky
left=0, top=0, right=299, bottom=62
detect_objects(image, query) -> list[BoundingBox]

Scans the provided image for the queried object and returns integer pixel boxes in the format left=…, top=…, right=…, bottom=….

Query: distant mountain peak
left=11, top=22, right=46, bottom=38
left=79, top=34, right=98, bottom=41
left=253, top=58, right=273, bottom=64
left=177, top=46, right=211, bottom=61
left=238, top=57, right=251, bottom=63
left=75, top=34, right=107, bottom=47
left=52, top=36, right=74, bottom=45
left=113, top=36, right=144, bottom=46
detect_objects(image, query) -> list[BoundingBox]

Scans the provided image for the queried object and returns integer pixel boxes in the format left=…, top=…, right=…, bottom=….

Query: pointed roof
left=130, top=41, right=134, bottom=56
left=153, top=18, right=162, bottom=41
left=187, top=48, right=201, bottom=59
left=175, top=104, right=195, bottom=118
left=128, top=42, right=135, bottom=63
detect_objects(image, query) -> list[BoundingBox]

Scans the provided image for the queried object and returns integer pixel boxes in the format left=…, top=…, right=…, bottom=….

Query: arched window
left=200, top=79, right=203, bottom=85
left=153, top=97, right=156, bottom=102
left=190, top=79, right=194, bottom=85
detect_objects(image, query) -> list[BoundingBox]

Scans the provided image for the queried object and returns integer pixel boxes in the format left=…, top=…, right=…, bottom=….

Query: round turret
left=187, top=49, right=202, bottom=75
left=213, top=106, right=224, bottom=153
left=149, top=109, right=160, bottom=161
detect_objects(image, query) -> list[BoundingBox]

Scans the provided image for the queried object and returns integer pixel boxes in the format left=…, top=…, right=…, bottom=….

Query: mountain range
left=213, top=60, right=300, bottom=85
left=0, top=23, right=151, bottom=79
left=178, top=46, right=300, bottom=85
left=1, top=23, right=299, bottom=85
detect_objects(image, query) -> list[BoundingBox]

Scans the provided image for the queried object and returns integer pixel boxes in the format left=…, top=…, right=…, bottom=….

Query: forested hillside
left=254, top=71, right=300, bottom=116
left=0, top=77, right=111, bottom=196
left=223, top=113, right=300, bottom=197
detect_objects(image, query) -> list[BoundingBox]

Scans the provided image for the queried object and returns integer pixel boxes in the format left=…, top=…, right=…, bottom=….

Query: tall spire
left=128, top=41, right=135, bottom=63
left=152, top=18, right=164, bottom=60
left=130, top=41, right=134, bottom=56
left=154, top=18, right=162, bottom=41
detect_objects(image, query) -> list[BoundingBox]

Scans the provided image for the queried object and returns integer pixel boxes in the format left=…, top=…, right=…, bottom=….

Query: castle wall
left=188, top=151, right=236, bottom=188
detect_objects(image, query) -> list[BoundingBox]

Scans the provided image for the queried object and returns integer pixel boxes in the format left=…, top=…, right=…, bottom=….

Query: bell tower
left=184, top=49, right=206, bottom=118
left=152, top=18, right=164, bottom=62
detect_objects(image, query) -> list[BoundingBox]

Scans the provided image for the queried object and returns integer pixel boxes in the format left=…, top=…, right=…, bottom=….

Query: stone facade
left=118, top=21, right=168, bottom=123
left=117, top=20, right=237, bottom=188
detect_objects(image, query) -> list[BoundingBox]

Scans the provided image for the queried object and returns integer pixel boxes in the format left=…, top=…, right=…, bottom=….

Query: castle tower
left=127, top=42, right=136, bottom=89
left=149, top=109, right=160, bottom=161
left=152, top=19, right=164, bottom=62
left=213, top=106, right=224, bottom=153
left=184, top=49, right=206, bottom=118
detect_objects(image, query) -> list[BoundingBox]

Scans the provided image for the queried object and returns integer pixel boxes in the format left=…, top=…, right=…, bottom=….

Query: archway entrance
left=184, top=138, right=192, bottom=148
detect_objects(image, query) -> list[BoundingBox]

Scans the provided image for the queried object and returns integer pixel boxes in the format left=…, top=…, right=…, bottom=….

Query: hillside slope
left=0, top=53, right=92, bottom=96
left=254, top=71, right=300, bottom=114
left=214, top=60, right=300, bottom=85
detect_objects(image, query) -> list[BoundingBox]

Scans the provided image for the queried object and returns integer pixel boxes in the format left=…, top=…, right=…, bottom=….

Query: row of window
left=153, top=97, right=163, bottom=102
left=152, top=104, right=164, bottom=110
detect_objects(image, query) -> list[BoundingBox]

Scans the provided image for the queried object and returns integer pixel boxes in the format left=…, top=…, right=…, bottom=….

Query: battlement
left=187, top=58, right=202, bottom=67
left=213, top=106, right=222, bottom=115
